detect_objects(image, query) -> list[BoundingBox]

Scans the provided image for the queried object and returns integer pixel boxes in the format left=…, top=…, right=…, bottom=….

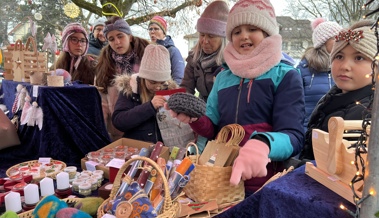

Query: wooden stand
left=305, top=117, right=368, bottom=204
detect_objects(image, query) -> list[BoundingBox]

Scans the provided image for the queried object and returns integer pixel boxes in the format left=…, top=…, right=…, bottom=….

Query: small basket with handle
left=97, top=156, right=179, bottom=218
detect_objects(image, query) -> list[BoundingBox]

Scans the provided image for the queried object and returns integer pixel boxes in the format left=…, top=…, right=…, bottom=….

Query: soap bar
left=98, top=182, right=113, bottom=200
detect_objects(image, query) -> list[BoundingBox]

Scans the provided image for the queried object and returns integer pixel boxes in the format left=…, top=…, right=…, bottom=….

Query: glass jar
left=78, top=183, right=92, bottom=196
left=87, top=178, right=98, bottom=191
left=114, top=151, right=126, bottom=160
left=63, top=166, right=77, bottom=180
left=72, top=179, right=85, bottom=192
left=93, top=170, right=104, bottom=182
left=87, top=151, right=101, bottom=162
left=100, top=155, right=111, bottom=165
left=91, top=174, right=103, bottom=187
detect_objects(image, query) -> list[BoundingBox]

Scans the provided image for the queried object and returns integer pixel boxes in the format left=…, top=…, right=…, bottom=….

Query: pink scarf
left=223, top=34, right=283, bottom=79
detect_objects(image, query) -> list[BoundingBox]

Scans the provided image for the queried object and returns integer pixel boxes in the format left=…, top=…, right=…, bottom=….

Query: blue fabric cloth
left=215, top=164, right=355, bottom=218
left=156, top=36, right=185, bottom=85
left=297, top=58, right=333, bottom=130
left=0, top=80, right=110, bottom=168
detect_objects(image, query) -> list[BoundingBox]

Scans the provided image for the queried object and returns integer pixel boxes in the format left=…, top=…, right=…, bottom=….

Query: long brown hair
left=302, top=45, right=330, bottom=72
left=53, top=52, right=96, bottom=84
left=95, top=16, right=150, bottom=93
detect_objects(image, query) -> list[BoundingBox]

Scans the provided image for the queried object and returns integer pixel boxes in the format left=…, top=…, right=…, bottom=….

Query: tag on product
left=106, top=158, right=125, bottom=169
left=85, top=161, right=99, bottom=171
left=38, top=157, right=51, bottom=165
left=32, top=85, right=39, bottom=97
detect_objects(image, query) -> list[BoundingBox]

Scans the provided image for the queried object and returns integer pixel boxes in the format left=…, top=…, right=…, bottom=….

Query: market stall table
left=0, top=80, right=111, bottom=169
left=215, top=163, right=355, bottom=218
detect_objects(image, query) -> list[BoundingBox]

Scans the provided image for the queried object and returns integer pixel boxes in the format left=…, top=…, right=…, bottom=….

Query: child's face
left=231, top=25, right=266, bottom=55
left=107, top=30, right=132, bottom=55
left=331, top=44, right=372, bottom=93
left=68, top=33, right=87, bottom=56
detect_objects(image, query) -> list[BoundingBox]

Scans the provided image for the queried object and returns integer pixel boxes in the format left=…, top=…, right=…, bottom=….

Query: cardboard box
left=81, top=138, right=169, bottom=179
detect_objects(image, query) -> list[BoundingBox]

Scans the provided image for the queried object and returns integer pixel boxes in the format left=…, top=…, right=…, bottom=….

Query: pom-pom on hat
left=312, top=18, right=342, bottom=48
left=138, top=44, right=171, bottom=82
left=103, top=19, right=132, bottom=39
left=226, top=0, right=278, bottom=41
left=196, top=0, right=229, bottom=37
left=149, top=16, right=167, bottom=35
left=331, top=19, right=377, bottom=62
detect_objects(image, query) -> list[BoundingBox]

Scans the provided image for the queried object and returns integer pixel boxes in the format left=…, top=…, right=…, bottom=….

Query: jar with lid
left=91, top=174, right=103, bottom=187
left=72, top=179, right=85, bottom=192
left=64, top=166, right=77, bottom=180
left=87, top=178, right=98, bottom=191
left=78, top=182, right=92, bottom=196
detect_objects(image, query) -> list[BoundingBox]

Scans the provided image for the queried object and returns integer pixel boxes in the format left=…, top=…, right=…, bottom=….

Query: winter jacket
left=112, top=74, right=178, bottom=143
left=190, top=61, right=305, bottom=192
left=300, top=85, right=373, bottom=160
left=87, top=32, right=106, bottom=56
left=297, top=58, right=334, bottom=130
left=156, top=36, right=185, bottom=85
left=180, top=52, right=221, bottom=102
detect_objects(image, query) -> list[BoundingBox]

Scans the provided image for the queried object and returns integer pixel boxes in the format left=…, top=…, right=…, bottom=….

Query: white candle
left=24, top=184, right=40, bottom=205
left=56, top=172, right=70, bottom=190
left=40, top=177, right=55, bottom=196
left=5, top=191, right=22, bottom=213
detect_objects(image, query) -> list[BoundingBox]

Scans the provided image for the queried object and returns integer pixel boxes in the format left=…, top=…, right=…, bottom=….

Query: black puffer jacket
left=300, top=84, right=373, bottom=160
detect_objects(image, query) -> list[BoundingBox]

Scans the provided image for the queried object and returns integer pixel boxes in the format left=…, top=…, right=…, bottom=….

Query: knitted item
left=149, top=16, right=167, bottom=34
left=167, top=92, right=206, bottom=118
left=33, top=195, right=68, bottom=218
left=104, top=19, right=132, bottom=39
left=138, top=44, right=171, bottom=82
left=91, top=18, right=106, bottom=33
left=311, top=18, right=342, bottom=48
left=74, top=197, right=104, bottom=216
left=226, top=0, right=278, bottom=41
left=56, top=208, right=92, bottom=218
left=196, top=0, right=229, bottom=37
left=331, top=20, right=377, bottom=61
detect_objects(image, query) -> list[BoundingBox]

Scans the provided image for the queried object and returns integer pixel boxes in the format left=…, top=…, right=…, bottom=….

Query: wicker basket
left=18, top=197, right=82, bottom=218
left=97, top=156, right=179, bottom=218
left=6, top=159, right=66, bottom=182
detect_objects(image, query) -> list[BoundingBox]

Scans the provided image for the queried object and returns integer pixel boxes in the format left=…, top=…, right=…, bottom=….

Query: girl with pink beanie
left=95, top=16, right=150, bottom=141
left=168, top=0, right=305, bottom=195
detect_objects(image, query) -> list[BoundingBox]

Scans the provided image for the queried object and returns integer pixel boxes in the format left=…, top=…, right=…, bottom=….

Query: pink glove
left=230, top=139, right=270, bottom=185
left=163, top=102, right=198, bottom=123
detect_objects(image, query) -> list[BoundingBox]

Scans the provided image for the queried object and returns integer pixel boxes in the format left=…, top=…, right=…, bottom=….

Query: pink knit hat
left=196, top=0, right=229, bottom=37
left=138, top=44, right=171, bottom=82
left=149, top=16, right=167, bottom=35
left=312, top=18, right=342, bottom=48
left=226, top=0, right=278, bottom=41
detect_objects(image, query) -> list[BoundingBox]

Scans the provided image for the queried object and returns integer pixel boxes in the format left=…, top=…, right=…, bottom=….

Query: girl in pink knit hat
left=167, top=0, right=305, bottom=195
left=53, top=22, right=97, bottom=85
left=95, top=16, right=150, bottom=142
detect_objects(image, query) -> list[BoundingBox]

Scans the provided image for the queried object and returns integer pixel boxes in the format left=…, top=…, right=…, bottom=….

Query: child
left=167, top=0, right=305, bottom=194
left=297, top=18, right=342, bottom=130
left=300, top=19, right=376, bottom=160
left=53, top=23, right=96, bottom=85
left=95, top=16, right=150, bottom=142
left=112, top=44, right=178, bottom=143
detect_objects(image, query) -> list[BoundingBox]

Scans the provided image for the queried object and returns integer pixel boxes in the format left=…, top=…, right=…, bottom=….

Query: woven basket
left=18, top=197, right=82, bottom=218
left=183, top=124, right=245, bottom=205
left=6, top=159, right=66, bottom=182
left=97, top=156, right=179, bottom=218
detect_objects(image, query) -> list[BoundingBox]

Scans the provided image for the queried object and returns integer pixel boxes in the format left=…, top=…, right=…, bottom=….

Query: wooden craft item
left=305, top=117, right=369, bottom=204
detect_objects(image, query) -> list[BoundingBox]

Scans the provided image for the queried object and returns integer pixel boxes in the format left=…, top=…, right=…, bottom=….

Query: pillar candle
left=56, top=172, right=70, bottom=190
left=40, top=177, right=54, bottom=196
left=5, top=191, right=22, bottom=213
left=24, top=184, right=40, bottom=205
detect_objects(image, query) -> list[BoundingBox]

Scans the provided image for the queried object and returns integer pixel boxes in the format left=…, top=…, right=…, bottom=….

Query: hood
left=114, top=74, right=178, bottom=96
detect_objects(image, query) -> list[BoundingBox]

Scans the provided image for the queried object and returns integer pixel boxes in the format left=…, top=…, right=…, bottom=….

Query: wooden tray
left=6, top=159, right=66, bottom=182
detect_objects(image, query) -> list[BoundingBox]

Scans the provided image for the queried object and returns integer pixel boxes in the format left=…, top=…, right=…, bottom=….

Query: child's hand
left=164, top=102, right=198, bottom=124
left=151, top=95, right=166, bottom=110
left=230, top=139, right=270, bottom=185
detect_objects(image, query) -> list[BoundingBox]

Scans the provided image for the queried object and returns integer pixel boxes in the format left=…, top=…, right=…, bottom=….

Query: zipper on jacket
left=309, top=73, right=314, bottom=88
left=328, top=73, right=332, bottom=89
left=247, top=79, right=253, bottom=103
left=235, top=78, right=244, bottom=123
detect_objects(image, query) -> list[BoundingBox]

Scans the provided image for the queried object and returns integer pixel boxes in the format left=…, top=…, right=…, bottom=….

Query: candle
left=24, top=184, right=40, bottom=205
left=56, top=172, right=70, bottom=190
left=5, top=191, right=22, bottom=213
left=40, top=177, right=54, bottom=196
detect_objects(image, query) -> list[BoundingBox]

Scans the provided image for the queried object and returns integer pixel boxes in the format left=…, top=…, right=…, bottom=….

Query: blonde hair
left=192, top=34, right=226, bottom=66
left=303, top=45, right=330, bottom=72
left=137, top=77, right=154, bottom=104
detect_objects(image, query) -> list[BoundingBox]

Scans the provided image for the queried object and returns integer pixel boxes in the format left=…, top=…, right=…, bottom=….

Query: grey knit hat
left=196, top=0, right=229, bottom=37
left=103, top=19, right=132, bottom=39
left=138, top=44, right=171, bottom=82
left=167, top=93, right=206, bottom=118
left=330, top=20, right=377, bottom=62
left=92, top=18, right=106, bottom=33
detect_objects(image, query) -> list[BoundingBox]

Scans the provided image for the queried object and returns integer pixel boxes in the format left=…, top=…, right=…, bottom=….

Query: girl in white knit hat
left=167, top=0, right=305, bottom=195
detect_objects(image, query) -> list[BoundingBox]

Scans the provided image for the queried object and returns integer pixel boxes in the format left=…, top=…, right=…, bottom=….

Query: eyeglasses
left=69, top=37, right=87, bottom=45
left=94, top=28, right=104, bottom=32
left=148, top=27, right=161, bottom=32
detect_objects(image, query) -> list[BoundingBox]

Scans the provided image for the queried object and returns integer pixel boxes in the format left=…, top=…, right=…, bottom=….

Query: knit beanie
left=312, top=18, right=342, bottom=48
left=138, top=44, right=171, bottom=82
left=226, top=0, right=278, bottom=41
left=196, top=0, right=229, bottom=37
left=103, top=19, right=132, bottom=39
left=167, top=92, right=206, bottom=118
left=149, top=16, right=167, bottom=35
left=92, top=18, right=106, bottom=33
left=330, top=19, right=377, bottom=62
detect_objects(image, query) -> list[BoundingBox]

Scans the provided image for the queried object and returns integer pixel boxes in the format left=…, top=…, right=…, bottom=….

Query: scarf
left=199, top=50, right=218, bottom=70
left=111, top=50, right=138, bottom=75
left=223, top=34, right=282, bottom=79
